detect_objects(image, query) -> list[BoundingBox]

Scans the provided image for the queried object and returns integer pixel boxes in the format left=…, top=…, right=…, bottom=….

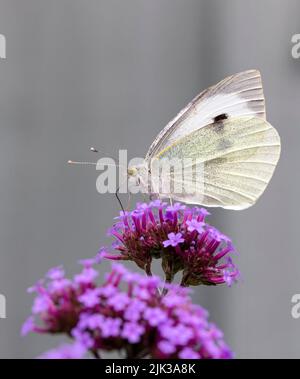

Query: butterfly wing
left=151, top=116, right=280, bottom=210
left=146, top=70, right=265, bottom=160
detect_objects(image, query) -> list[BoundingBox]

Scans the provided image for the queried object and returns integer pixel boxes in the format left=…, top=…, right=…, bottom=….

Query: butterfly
left=127, top=70, right=281, bottom=210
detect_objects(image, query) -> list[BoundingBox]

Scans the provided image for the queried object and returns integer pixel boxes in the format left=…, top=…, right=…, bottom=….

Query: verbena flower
left=22, top=260, right=233, bottom=359
left=37, top=342, right=87, bottom=359
left=105, top=201, right=239, bottom=286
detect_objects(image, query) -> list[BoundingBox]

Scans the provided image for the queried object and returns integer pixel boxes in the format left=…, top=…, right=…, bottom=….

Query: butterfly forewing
left=146, top=70, right=265, bottom=160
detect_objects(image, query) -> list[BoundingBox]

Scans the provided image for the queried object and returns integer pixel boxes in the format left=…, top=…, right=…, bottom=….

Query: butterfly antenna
left=68, top=160, right=96, bottom=166
left=89, top=147, right=99, bottom=153
left=69, top=147, right=127, bottom=213
left=89, top=147, right=127, bottom=170
left=89, top=146, right=120, bottom=162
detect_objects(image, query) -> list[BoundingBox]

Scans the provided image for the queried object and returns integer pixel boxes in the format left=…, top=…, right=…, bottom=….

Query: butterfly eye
left=127, top=167, right=137, bottom=176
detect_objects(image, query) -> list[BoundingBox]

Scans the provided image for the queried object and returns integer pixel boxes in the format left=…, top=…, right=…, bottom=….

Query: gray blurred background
left=0, top=0, right=299, bottom=358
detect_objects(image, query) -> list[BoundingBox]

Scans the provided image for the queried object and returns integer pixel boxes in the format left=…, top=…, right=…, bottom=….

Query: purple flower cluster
left=22, top=259, right=233, bottom=359
left=105, top=201, right=239, bottom=287
left=38, top=342, right=87, bottom=359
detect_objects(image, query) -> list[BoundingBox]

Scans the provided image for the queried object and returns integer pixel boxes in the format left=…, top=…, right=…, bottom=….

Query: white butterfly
left=128, top=70, right=281, bottom=210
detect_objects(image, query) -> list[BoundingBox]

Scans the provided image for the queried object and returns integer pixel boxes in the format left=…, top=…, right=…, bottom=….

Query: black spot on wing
left=213, top=113, right=229, bottom=123
left=213, top=113, right=228, bottom=133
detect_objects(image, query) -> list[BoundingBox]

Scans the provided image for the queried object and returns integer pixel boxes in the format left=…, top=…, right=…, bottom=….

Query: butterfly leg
left=115, top=187, right=125, bottom=213
left=115, top=176, right=129, bottom=213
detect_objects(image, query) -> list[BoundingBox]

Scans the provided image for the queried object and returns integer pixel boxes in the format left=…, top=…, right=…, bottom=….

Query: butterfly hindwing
left=151, top=116, right=280, bottom=210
